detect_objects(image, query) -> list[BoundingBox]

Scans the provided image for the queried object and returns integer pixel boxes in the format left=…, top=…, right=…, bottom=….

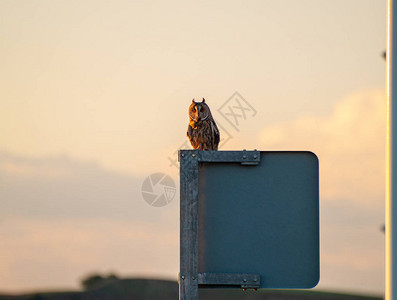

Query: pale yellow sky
left=0, top=0, right=387, bottom=295
left=0, top=0, right=385, bottom=175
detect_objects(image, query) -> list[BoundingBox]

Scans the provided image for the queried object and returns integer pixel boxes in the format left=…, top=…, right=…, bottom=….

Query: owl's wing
left=187, top=124, right=193, bottom=140
left=187, top=124, right=197, bottom=149
left=212, top=122, right=220, bottom=149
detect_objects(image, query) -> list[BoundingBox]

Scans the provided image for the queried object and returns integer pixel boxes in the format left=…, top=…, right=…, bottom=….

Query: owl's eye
left=200, top=107, right=204, bottom=112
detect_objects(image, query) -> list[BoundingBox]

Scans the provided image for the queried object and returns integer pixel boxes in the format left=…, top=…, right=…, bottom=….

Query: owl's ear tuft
left=192, top=98, right=195, bottom=103
left=202, top=98, right=205, bottom=103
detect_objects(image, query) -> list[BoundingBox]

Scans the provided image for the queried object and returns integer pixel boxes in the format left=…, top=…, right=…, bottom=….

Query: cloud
left=258, top=89, right=385, bottom=294
left=0, top=218, right=178, bottom=292
left=0, top=152, right=179, bottom=292
left=0, top=152, right=178, bottom=221
left=258, top=88, right=386, bottom=205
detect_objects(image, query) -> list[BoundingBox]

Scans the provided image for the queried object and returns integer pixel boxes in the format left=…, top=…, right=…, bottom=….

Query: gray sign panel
left=197, top=151, right=319, bottom=289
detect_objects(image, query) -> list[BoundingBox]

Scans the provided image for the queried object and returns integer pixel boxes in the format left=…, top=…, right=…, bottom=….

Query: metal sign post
left=179, top=150, right=319, bottom=300
left=179, top=150, right=199, bottom=299
left=387, top=1, right=397, bottom=299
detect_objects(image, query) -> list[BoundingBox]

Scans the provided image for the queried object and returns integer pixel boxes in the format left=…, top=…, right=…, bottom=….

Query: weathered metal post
left=179, top=150, right=199, bottom=300
left=387, top=1, right=397, bottom=299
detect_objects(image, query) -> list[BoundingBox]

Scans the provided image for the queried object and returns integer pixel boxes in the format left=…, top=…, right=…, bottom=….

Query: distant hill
left=0, top=278, right=383, bottom=300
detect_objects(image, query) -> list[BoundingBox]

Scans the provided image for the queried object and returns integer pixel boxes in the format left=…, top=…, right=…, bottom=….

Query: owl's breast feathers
left=187, top=119, right=220, bottom=150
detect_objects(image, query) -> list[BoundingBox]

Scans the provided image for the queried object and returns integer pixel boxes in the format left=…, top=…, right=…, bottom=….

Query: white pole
left=387, top=0, right=397, bottom=299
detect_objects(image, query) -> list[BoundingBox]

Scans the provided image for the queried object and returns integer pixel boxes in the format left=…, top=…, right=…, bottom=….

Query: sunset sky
left=0, top=0, right=387, bottom=295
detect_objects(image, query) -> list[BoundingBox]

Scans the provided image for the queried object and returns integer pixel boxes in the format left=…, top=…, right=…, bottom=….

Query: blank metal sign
left=197, top=151, right=319, bottom=289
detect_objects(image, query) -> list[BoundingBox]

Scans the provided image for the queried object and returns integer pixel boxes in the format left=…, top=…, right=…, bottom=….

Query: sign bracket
left=197, top=272, right=260, bottom=289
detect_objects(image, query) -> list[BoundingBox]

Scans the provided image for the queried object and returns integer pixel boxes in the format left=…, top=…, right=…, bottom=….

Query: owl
left=187, top=98, right=220, bottom=150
